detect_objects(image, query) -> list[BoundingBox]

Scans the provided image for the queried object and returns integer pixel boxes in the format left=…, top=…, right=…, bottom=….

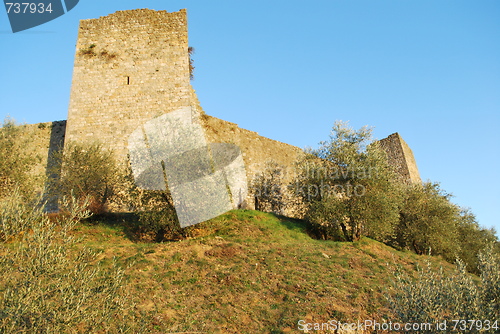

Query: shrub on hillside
left=51, top=142, right=119, bottom=214
left=391, top=182, right=461, bottom=261
left=129, top=187, right=185, bottom=242
left=0, top=117, right=34, bottom=199
left=456, top=209, right=498, bottom=274
left=391, top=182, right=498, bottom=272
left=0, top=188, right=42, bottom=242
left=295, top=121, right=403, bottom=242
left=389, top=245, right=500, bottom=333
left=0, top=191, right=131, bottom=333
left=110, top=164, right=185, bottom=242
left=137, top=203, right=183, bottom=241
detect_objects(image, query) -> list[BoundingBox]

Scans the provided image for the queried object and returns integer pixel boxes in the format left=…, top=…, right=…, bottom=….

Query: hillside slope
left=74, top=210, right=454, bottom=333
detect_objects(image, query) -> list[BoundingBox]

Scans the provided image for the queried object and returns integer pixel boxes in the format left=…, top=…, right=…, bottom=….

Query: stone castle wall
left=64, top=9, right=307, bottom=211
left=379, top=133, right=421, bottom=184
left=50, top=8, right=419, bottom=214
left=65, top=9, right=192, bottom=161
left=201, top=114, right=303, bottom=184
left=189, top=86, right=303, bottom=185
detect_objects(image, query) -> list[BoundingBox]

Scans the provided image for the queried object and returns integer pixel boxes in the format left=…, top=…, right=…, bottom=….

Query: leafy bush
left=0, top=191, right=130, bottom=333
left=0, top=188, right=40, bottom=242
left=389, top=245, right=500, bottom=333
left=130, top=188, right=185, bottom=242
left=111, top=164, right=185, bottom=242
left=295, top=121, right=402, bottom=241
left=0, top=117, right=34, bottom=199
left=51, top=142, right=119, bottom=214
left=456, top=209, right=498, bottom=275
left=137, top=204, right=183, bottom=241
left=391, top=182, right=498, bottom=271
left=392, top=182, right=461, bottom=261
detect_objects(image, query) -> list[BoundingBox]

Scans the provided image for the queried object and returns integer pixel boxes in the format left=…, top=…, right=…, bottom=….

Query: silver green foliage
left=0, top=192, right=130, bottom=333
left=389, top=246, right=500, bottom=333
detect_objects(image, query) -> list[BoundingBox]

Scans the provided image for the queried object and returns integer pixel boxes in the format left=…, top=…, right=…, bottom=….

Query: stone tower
left=379, top=133, right=421, bottom=184
left=65, top=9, right=193, bottom=160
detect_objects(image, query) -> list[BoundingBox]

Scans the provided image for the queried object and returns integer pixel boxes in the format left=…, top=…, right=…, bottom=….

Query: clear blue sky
left=1, top=1, right=499, bottom=232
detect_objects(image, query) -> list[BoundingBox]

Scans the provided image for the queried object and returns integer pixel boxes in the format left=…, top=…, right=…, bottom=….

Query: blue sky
left=1, top=1, right=499, bottom=232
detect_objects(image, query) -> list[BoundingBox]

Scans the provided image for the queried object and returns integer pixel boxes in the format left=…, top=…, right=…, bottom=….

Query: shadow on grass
left=265, top=212, right=336, bottom=241
left=83, top=211, right=194, bottom=243
left=82, top=210, right=329, bottom=244
left=272, top=213, right=310, bottom=232
left=83, top=212, right=145, bottom=242
left=271, top=213, right=348, bottom=242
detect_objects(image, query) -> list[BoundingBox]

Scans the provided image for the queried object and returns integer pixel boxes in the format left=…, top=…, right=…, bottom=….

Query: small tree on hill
left=0, top=117, right=34, bottom=199
left=456, top=209, right=498, bottom=274
left=51, top=142, right=119, bottom=214
left=389, top=244, right=500, bottom=331
left=392, top=181, right=498, bottom=271
left=296, top=121, right=403, bottom=241
left=393, top=182, right=462, bottom=261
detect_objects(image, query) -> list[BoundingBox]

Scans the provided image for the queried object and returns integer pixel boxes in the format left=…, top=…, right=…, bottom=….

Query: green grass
left=67, top=209, right=455, bottom=333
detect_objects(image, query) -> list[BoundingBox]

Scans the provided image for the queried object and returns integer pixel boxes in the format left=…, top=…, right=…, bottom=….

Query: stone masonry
left=66, top=9, right=192, bottom=160
left=64, top=8, right=307, bottom=209
left=61, top=8, right=420, bottom=212
left=379, top=133, right=421, bottom=184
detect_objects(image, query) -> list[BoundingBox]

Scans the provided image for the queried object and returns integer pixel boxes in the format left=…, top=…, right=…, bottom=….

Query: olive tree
left=51, top=142, right=120, bottom=214
left=393, top=181, right=498, bottom=269
left=393, top=182, right=460, bottom=259
left=389, top=245, right=500, bottom=333
left=0, top=117, right=33, bottom=199
left=295, top=121, right=403, bottom=241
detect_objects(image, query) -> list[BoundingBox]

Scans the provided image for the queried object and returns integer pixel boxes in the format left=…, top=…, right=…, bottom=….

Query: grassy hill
left=69, top=209, right=454, bottom=333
